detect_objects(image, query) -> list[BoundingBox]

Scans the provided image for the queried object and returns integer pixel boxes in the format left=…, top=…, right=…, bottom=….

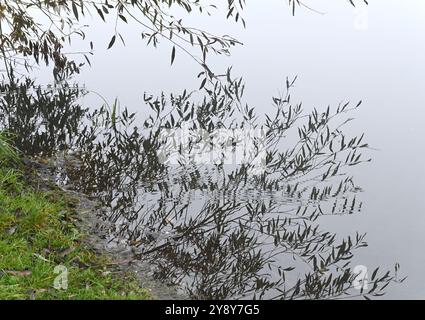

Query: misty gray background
left=35, top=0, right=425, bottom=299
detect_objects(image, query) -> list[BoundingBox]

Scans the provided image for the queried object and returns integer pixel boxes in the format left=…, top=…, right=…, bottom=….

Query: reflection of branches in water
left=0, top=76, right=403, bottom=299
left=0, top=79, right=87, bottom=156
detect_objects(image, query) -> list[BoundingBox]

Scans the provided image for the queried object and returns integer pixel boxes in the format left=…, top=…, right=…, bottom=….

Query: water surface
left=9, top=0, right=425, bottom=299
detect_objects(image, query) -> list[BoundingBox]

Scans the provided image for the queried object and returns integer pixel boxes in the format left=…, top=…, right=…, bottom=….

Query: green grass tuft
left=0, top=166, right=152, bottom=300
left=0, top=132, right=19, bottom=165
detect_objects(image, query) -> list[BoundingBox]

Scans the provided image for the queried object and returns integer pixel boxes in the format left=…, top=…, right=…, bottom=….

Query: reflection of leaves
left=107, top=35, right=116, bottom=49
left=0, top=74, right=400, bottom=300
left=171, top=46, right=176, bottom=65
left=0, top=79, right=87, bottom=156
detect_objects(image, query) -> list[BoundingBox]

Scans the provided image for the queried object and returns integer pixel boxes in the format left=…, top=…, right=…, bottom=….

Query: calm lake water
left=19, top=0, right=425, bottom=299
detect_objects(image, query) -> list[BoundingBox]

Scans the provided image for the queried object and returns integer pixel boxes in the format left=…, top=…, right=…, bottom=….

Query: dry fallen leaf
left=6, top=226, right=16, bottom=235
left=33, top=253, right=49, bottom=262
left=57, top=246, right=76, bottom=258
left=36, top=289, right=48, bottom=293
left=5, top=270, right=32, bottom=277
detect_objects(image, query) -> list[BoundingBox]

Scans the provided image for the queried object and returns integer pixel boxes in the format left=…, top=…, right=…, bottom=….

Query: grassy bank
left=0, top=137, right=152, bottom=300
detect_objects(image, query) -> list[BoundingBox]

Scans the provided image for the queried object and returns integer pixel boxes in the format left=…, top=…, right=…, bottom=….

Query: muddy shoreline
left=26, top=155, right=185, bottom=300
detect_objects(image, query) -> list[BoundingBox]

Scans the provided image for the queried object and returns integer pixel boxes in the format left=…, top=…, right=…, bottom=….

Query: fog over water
left=33, top=0, right=425, bottom=299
